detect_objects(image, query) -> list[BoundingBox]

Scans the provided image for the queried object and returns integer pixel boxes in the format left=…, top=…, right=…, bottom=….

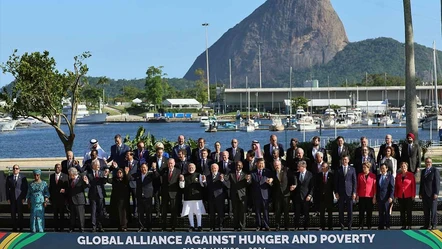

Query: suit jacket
left=308, top=160, right=325, bottom=175
left=107, top=143, right=130, bottom=167
left=306, top=146, right=328, bottom=165
left=419, top=167, right=440, bottom=198
left=353, top=156, right=377, bottom=176
left=376, top=173, right=394, bottom=202
left=334, top=166, right=357, bottom=197
left=182, top=172, right=204, bottom=200
left=132, top=171, right=159, bottom=199
left=124, top=160, right=139, bottom=189
left=82, top=158, right=107, bottom=174
left=331, top=145, right=349, bottom=172
left=293, top=171, right=314, bottom=201
left=271, top=168, right=294, bottom=198
left=160, top=167, right=180, bottom=199
left=0, top=171, right=6, bottom=202
left=87, top=170, right=107, bottom=199
left=379, top=157, right=398, bottom=177
left=191, top=147, right=211, bottom=164
left=227, top=147, right=245, bottom=162
left=315, top=171, right=334, bottom=203
left=250, top=169, right=272, bottom=200
left=107, top=174, right=130, bottom=201
left=400, top=142, right=421, bottom=174
left=49, top=172, right=68, bottom=205
left=395, top=172, right=416, bottom=199
left=353, top=146, right=375, bottom=164
left=285, top=147, right=298, bottom=170
left=242, top=158, right=257, bottom=174
left=149, top=156, right=168, bottom=172
left=176, top=159, right=190, bottom=175
left=356, top=172, right=376, bottom=198
left=61, top=160, right=82, bottom=175
left=210, top=152, right=222, bottom=163
left=377, top=143, right=400, bottom=162
left=217, top=160, right=234, bottom=175
left=263, top=143, right=285, bottom=168
left=133, top=149, right=150, bottom=166
left=224, top=171, right=250, bottom=201
left=6, top=174, right=28, bottom=201
left=171, top=144, right=191, bottom=161
left=67, top=176, right=89, bottom=205
left=205, top=172, right=228, bottom=199
left=196, top=158, right=213, bottom=176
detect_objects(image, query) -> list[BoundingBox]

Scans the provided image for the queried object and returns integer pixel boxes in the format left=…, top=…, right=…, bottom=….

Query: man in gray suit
left=334, top=155, right=357, bottom=230
left=419, top=157, right=440, bottom=229
left=400, top=133, right=421, bottom=174
left=6, top=164, right=28, bottom=232
left=67, top=167, right=89, bottom=233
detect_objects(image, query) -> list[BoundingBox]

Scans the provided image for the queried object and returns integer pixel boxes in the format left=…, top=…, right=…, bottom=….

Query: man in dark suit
left=67, top=167, right=89, bottom=233
left=377, top=134, right=400, bottom=162
left=218, top=151, right=234, bottom=175
left=334, top=155, right=356, bottom=230
left=331, top=136, right=349, bottom=172
left=263, top=134, right=284, bottom=170
left=242, top=150, right=257, bottom=174
left=227, top=138, right=245, bottom=163
left=133, top=141, right=149, bottom=166
left=419, top=157, right=440, bottom=229
left=205, top=163, right=228, bottom=231
left=250, top=158, right=272, bottom=231
left=171, top=135, right=192, bottom=161
left=107, top=134, right=130, bottom=169
left=353, top=136, right=376, bottom=164
left=309, top=151, right=325, bottom=175
left=306, top=136, right=328, bottom=166
left=132, top=163, right=159, bottom=232
left=272, top=160, right=295, bottom=231
left=160, top=158, right=180, bottom=231
left=176, top=149, right=190, bottom=175
left=149, top=147, right=168, bottom=217
left=292, top=148, right=311, bottom=173
left=61, top=150, right=82, bottom=175
left=191, top=137, right=211, bottom=163
left=124, top=151, right=139, bottom=219
left=224, top=161, right=251, bottom=231
left=196, top=148, right=213, bottom=176
left=87, top=160, right=109, bottom=232
left=353, top=146, right=377, bottom=176
left=316, top=162, right=335, bottom=230
left=82, top=149, right=108, bottom=174
left=400, top=133, right=421, bottom=174
left=6, top=164, right=28, bottom=232
left=293, top=160, right=314, bottom=230
left=376, top=163, right=394, bottom=230
left=49, top=163, right=68, bottom=231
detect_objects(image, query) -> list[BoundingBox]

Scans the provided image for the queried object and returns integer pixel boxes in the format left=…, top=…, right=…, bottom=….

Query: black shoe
left=328, top=227, right=333, bottom=231
left=294, top=227, right=299, bottom=231
left=406, top=226, right=411, bottom=230
left=92, top=228, right=96, bottom=233
left=367, top=226, right=372, bottom=230
left=256, top=227, right=261, bottom=231
left=420, top=226, right=429, bottom=230
left=430, top=226, right=436, bottom=230
left=138, top=227, right=144, bottom=232
left=358, top=227, right=363, bottom=230
left=401, top=226, right=406, bottom=230
left=284, top=228, right=290, bottom=231
left=188, top=227, right=194, bottom=232
left=276, top=226, right=280, bottom=231
left=197, top=227, right=202, bottom=232
left=209, top=228, right=214, bottom=232
left=318, top=227, right=323, bottom=231
left=80, top=229, right=84, bottom=233
left=340, top=225, right=345, bottom=231
left=219, top=227, right=223, bottom=232
left=304, top=227, right=309, bottom=231
left=171, top=228, right=175, bottom=232
left=147, top=228, right=152, bottom=232
left=68, top=230, right=73, bottom=233
left=123, top=228, right=127, bottom=232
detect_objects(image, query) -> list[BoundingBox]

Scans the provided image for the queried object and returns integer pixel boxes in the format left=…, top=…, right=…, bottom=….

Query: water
left=0, top=121, right=439, bottom=159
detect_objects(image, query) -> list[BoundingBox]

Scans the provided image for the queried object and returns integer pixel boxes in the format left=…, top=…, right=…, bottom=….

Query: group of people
left=2, top=132, right=440, bottom=233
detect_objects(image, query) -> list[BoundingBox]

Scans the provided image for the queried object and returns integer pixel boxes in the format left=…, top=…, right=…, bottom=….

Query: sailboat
left=242, top=85, right=255, bottom=132
left=421, top=42, right=442, bottom=130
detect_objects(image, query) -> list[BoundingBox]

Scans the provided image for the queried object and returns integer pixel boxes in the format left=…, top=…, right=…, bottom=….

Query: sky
left=0, top=0, right=441, bottom=87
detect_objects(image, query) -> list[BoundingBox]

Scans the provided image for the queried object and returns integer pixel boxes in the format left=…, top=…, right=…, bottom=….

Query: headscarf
left=83, top=138, right=109, bottom=164
left=252, top=140, right=263, bottom=159
left=33, top=169, right=42, bottom=175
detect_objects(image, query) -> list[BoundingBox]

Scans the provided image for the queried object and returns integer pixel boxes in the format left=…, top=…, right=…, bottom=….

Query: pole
left=202, top=23, right=210, bottom=103
left=229, top=59, right=232, bottom=89
left=290, top=66, right=293, bottom=118
left=434, top=42, right=438, bottom=114
left=259, top=43, right=262, bottom=88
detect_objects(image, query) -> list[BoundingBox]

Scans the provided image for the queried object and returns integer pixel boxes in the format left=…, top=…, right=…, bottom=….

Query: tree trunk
left=403, top=0, right=418, bottom=139
left=55, top=128, right=75, bottom=154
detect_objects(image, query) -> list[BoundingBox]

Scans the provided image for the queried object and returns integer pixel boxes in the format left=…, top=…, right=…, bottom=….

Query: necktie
left=56, top=174, right=59, bottom=184
left=338, top=147, right=342, bottom=156
left=323, top=173, right=326, bottom=183
left=425, top=168, right=431, bottom=177
left=364, top=157, right=367, bottom=162
left=237, top=172, right=240, bottom=181
left=139, top=151, right=143, bottom=160
left=258, top=170, right=262, bottom=180
left=213, top=173, right=217, bottom=180
left=128, top=161, right=132, bottom=170
left=14, top=175, right=17, bottom=182
left=224, top=162, right=227, bottom=171
left=380, top=175, right=384, bottom=185
left=409, top=144, right=412, bottom=154
left=71, top=179, right=75, bottom=188
left=300, top=173, right=304, bottom=182
left=168, top=170, right=173, bottom=181
left=232, top=149, right=236, bottom=157
left=344, top=167, right=347, bottom=176
left=215, top=154, right=219, bottom=162
left=95, top=171, right=99, bottom=179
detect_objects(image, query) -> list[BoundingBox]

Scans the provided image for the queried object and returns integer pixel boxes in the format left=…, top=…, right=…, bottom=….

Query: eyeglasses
left=13, top=168, right=19, bottom=170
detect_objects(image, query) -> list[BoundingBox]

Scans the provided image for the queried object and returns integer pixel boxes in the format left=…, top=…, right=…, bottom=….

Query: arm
left=433, top=169, right=440, bottom=199
left=411, top=174, right=416, bottom=199
left=388, top=176, right=395, bottom=199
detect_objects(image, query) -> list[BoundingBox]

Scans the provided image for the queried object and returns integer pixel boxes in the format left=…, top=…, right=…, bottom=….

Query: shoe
left=293, top=227, right=299, bottom=231
left=276, top=226, right=280, bottom=231
left=188, top=227, right=194, bottom=232
left=406, top=226, right=411, bottom=230
left=358, top=227, right=363, bottom=230
left=430, top=226, right=436, bottom=230
left=197, top=227, right=202, bottom=232
left=123, top=228, right=127, bottom=232
left=367, top=226, right=372, bottom=230
left=92, top=228, right=96, bottom=233
left=147, top=228, right=152, bottom=232
left=80, top=229, right=84, bottom=233
left=401, top=226, right=406, bottom=230
left=318, top=228, right=322, bottom=231
left=386, top=227, right=390, bottom=230
left=68, top=230, right=73, bottom=233
left=340, top=225, right=345, bottom=231
left=219, top=227, right=223, bottom=232
left=304, top=227, right=309, bottom=231
left=138, top=227, right=144, bottom=232
left=265, top=227, right=270, bottom=231
left=209, top=228, right=214, bottom=232
left=171, top=228, right=175, bottom=232
left=420, top=226, right=429, bottom=230
left=256, top=227, right=261, bottom=231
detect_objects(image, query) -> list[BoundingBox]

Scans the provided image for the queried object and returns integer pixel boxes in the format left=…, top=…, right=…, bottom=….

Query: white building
left=162, top=99, right=202, bottom=109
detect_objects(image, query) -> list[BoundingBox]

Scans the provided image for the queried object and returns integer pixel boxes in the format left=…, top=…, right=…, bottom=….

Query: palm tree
left=403, top=0, right=418, bottom=138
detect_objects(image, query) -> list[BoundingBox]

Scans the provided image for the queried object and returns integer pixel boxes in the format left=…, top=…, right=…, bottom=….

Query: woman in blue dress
left=26, top=169, right=50, bottom=232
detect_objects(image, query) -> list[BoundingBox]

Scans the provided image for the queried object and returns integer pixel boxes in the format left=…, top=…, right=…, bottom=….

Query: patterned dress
left=26, top=181, right=50, bottom=232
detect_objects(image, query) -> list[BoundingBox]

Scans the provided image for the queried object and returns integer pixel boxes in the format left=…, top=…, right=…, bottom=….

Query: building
left=162, top=99, right=202, bottom=109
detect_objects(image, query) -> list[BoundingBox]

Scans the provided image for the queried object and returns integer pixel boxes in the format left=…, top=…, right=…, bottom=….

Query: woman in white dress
left=180, top=163, right=206, bottom=231
left=379, top=146, right=398, bottom=178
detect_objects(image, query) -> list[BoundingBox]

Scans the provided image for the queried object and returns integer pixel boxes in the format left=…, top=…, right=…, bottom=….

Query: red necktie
left=139, top=151, right=143, bottom=159
left=237, top=172, right=240, bottom=181
left=71, top=180, right=75, bottom=188
left=95, top=171, right=99, bottom=179
left=168, top=170, right=173, bottom=181
left=56, top=175, right=59, bottom=184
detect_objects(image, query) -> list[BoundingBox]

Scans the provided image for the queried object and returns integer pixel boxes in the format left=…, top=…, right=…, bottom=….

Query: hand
left=7, top=200, right=10, bottom=204
left=356, top=196, right=359, bottom=201
left=434, top=194, right=438, bottom=200
left=112, top=161, right=118, bottom=168
left=411, top=196, right=415, bottom=201
left=44, top=202, right=47, bottom=208
left=125, top=167, right=130, bottom=174
left=267, top=178, right=273, bottom=184
left=352, top=194, right=356, bottom=201
left=220, top=174, right=224, bottom=181
left=60, top=189, right=65, bottom=193
left=83, top=175, right=89, bottom=184
left=201, top=175, right=206, bottom=181
left=335, top=193, right=340, bottom=200
left=372, top=197, right=376, bottom=204
left=179, top=175, right=184, bottom=181
left=388, top=198, right=393, bottom=204
left=290, top=185, right=296, bottom=191
left=246, top=174, right=251, bottom=181
left=151, top=162, right=157, bottom=171
left=419, top=195, right=422, bottom=200
left=74, top=160, right=79, bottom=165
left=306, top=196, right=311, bottom=202
left=417, top=168, right=420, bottom=172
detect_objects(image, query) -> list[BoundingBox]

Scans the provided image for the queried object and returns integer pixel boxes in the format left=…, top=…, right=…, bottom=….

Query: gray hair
left=68, top=167, right=78, bottom=175
left=296, top=148, right=304, bottom=154
left=92, top=159, right=100, bottom=167
left=316, top=151, right=323, bottom=158
left=297, top=160, right=307, bottom=168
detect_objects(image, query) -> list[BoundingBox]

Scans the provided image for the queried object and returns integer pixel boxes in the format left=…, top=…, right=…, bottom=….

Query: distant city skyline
left=0, top=0, right=440, bottom=87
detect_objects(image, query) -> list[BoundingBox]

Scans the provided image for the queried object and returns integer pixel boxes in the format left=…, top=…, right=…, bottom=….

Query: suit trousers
left=398, top=197, right=413, bottom=227
left=254, top=198, right=269, bottom=229
left=232, top=196, right=247, bottom=230
left=209, top=195, right=225, bottom=229
left=129, top=188, right=137, bottom=216
left=69, top=204, right=85, bottom=231
left=90, top=197, right=104, bottom=228
left=153, top=192, right=161, bottom=215
left=338, top=195, right=353, bottom=228
left=295, top=199, right=310, bottom=228
left=53, top=202, right=66, bottom=231
left=422, top=196, right=438, bottom=227
left=319, top=198, right=334, bottom=229
left=138, top=197, right=152, bottom=229
left=161, top=195, right=177, bottom=229
left=274, top=196, right=290, bottom=229
left=10, top=199, right=24, bottom=230
left=115, top=199, right=128, bottom=229
left=378, top=200, right=391, bottom=229
left=358, top=197, right=374, bottom=227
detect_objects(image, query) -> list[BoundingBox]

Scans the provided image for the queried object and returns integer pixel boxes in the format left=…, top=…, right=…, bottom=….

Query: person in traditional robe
left=26, top=169, right=50, bottom=233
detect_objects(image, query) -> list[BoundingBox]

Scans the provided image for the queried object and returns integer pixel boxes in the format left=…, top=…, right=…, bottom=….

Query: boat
left=0, top=118, right=19, bottom=131
left=147, top=116, right=170, bottom=123
left=205, top=122, right=217, bottom=132
left=216, top=120, right=238, bottom=131
left=361, top=118, right=373, bottom=126
left=62, top=104, right=107, bottom=124
left=269, top=116, right=285, bottom=131
left=421, top=42, right=441, bottom=130
left=296, top=116, right=317, bottom=131
left=379, top=115, right=394, bottom=125
left=241, top=86, right=255, bottom=132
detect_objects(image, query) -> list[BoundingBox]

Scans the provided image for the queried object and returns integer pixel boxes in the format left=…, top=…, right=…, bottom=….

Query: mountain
left=183, top=0, right=349, bottom=86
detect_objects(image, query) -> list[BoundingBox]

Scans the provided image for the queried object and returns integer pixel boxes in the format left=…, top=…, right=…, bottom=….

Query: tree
left=1, top=50, right=91, bottom=152
left=145, top=66, right=166, bottom=110
left=195, top=68, right=208, bottom=105
left=403, top=0, right=418, bottom=137
left=291, top=96, right=309, bottom=111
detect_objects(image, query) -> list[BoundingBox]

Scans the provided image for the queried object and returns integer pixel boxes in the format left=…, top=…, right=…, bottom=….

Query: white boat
left=324, top=108, right=336, bottom=116
left=62, top=104, right=107, bottom=124
left=421, top=115, right=442, bottom=130
left=200, top=116, right=210, bottom=127
left=379, top=115, right=394, bottom=125
left=242, top=86, right=255, bottom=132
left=361, top=118, right=373, bottom=126
left=296, top=116, right=317, bottom=131
left=269, top=116, right=285, bottom=131
left=0, top=119, right=19, bottom=131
